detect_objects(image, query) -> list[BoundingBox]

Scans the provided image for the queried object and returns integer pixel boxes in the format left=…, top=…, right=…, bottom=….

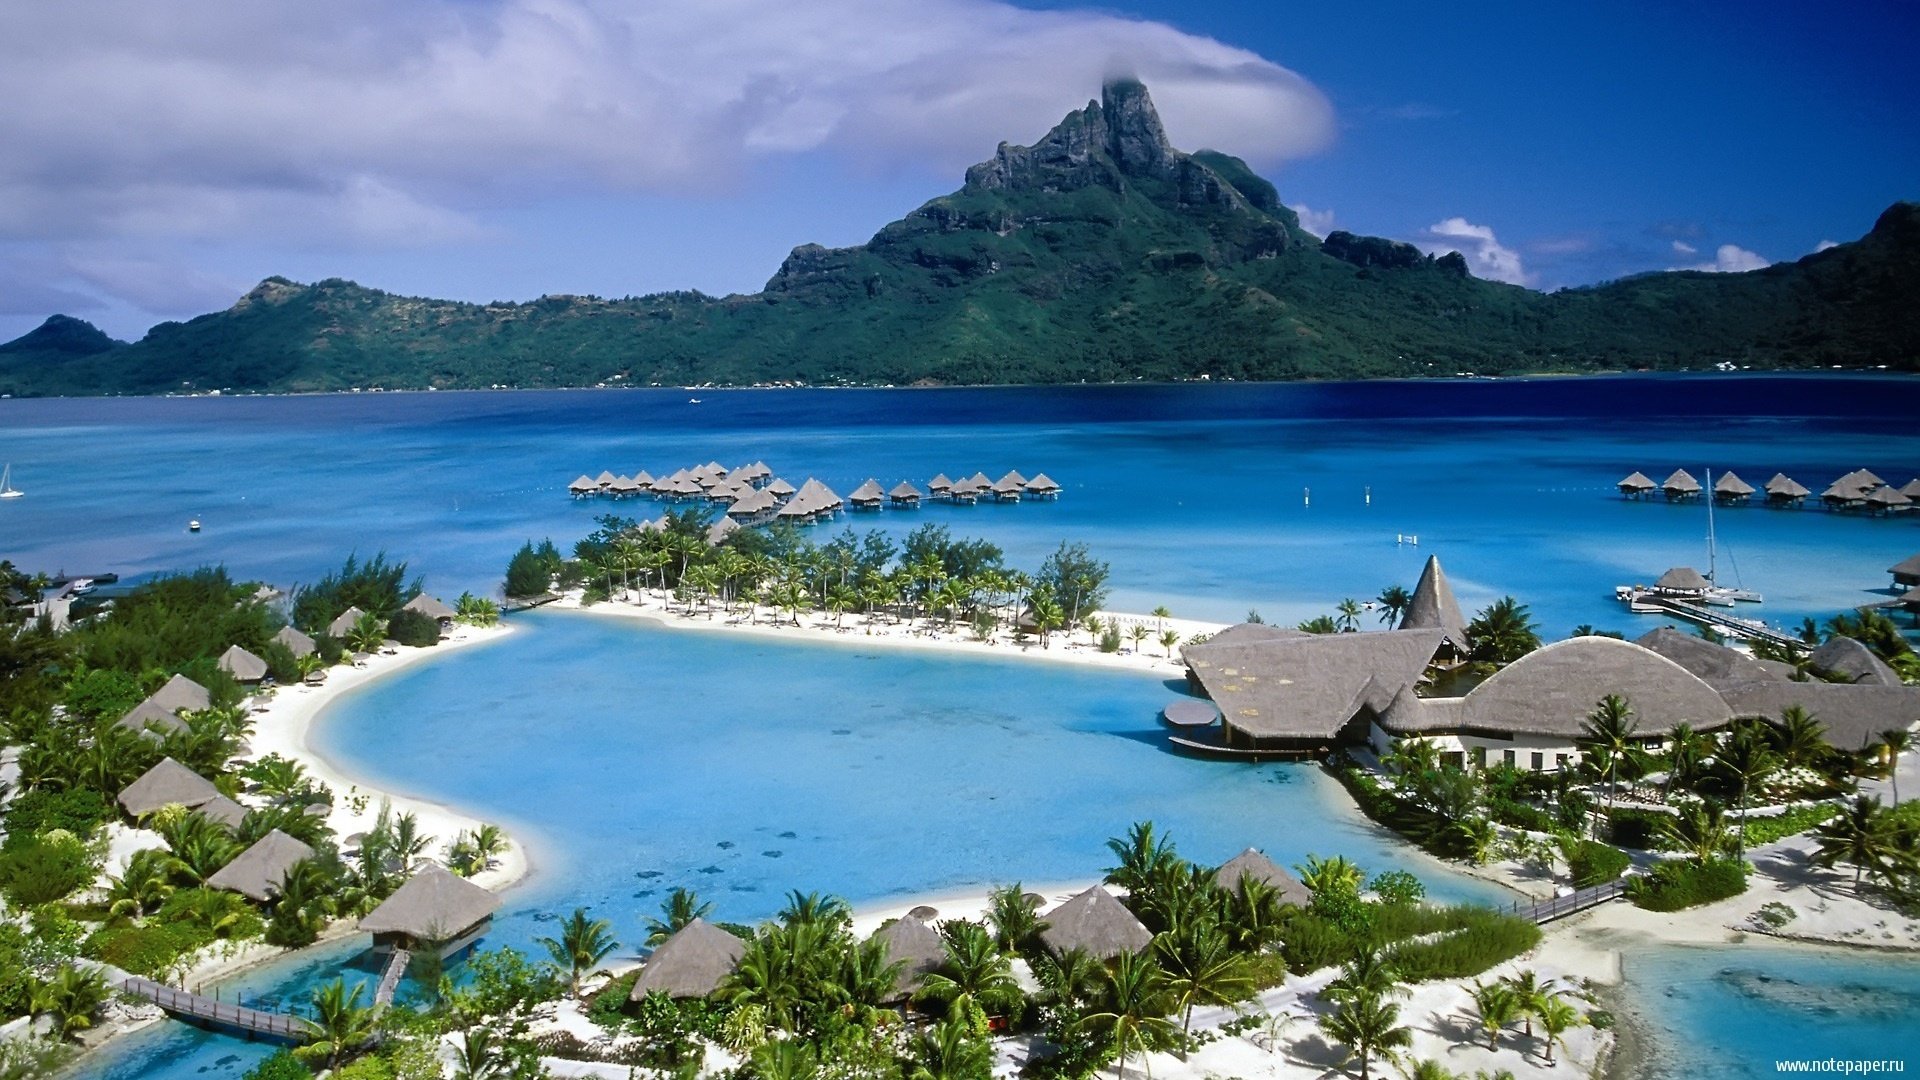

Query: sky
left=1, top=0, right=1916, bottom=343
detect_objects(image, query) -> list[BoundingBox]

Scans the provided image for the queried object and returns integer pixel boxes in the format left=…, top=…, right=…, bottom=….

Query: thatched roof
left=705, top=516, right=740, bottom=545
left=117, top=674, right=213, bottom=734
left=1401, top=555, right=1468, bottom=647
left=359, top=864, right=501, bottom=940
left=118, top=757, right=223, bottom=818
left=1184, top=630, right=1446, bottom=741
left=1617, top=471, right=1655, bottom=491
left=928, top=473, right=953, bottom=491
left=274, top=625, right=317, bottom=658
left=889, top=481, right=922, bottom=500
left=1902, top=480, right=1920, bottom=500
left=197, top=795, right=250, bottom=829
left=218, top=645, right=269, bottom=683
left=1038, top=886, right=1151, bottom=959
left=872, top=916, right=947, bottom=999
left=1025, top=473, right=1060, bottom=492
left=850, top=479, right=885, bottom=503
left=403, top=594, right=458, bottom=621
left=1866, top=485, right=1913, bottom=509
left=595, top=470, right=617, bottom=487
left=1447, top=636, right=1733, bottom=738
left=1634, top=627, right=1783, bottom=685
left=1714, top=471, right=1755, bottom=497
left=569, top=475, right=597, bottom=492
left=1765, top=473, right=1811, bottom=498
left=728, top=488, right=778, bottom=517
left=634, top=470, right=656, bottom=487
left=206, top=830, right=316, bottom=902
left=997, top=469, right=1029, bottom=487
left=1891, top=553, right=1920, bottom=579
left=1654, top=567, right=1710, bottom=592
left=1212, top=848, right=1311, bottom=907
left=766, top=477, right=796, bottom=497
left=1809, top=637, right=1901, bottom=686
left=1162, top=699, right=1221, bottom=727
left=1192, top=623, right=1309, bottom=649
left=328, top=606, right=367, bottom=638
left=1716, top=680, right=1920, bottom=752
left=1662, top=469, right=1701, bottom=493
left=629, top=919, right=745, bottom=1000
left=963, top=471, right=992, bottom=488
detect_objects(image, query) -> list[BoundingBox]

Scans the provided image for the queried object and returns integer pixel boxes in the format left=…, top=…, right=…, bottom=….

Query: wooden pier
left=1623, top=592, right=1804, bottom=650
left=118, top=976, right=308, bottom=1043
left=1510, top=879, right=1627, bottom=925
left=373, top=948, right=410, bottom=1009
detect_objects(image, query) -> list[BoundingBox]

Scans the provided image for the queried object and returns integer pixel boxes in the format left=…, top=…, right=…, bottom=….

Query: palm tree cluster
left=1458, top=971, right=1587, bottom=1065
left=551, top=514, right=1111, bottom=648
left=1812, top=795, right=1920, bottom=894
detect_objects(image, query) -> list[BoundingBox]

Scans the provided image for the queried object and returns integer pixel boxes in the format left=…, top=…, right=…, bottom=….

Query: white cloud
left=0, top=0, right=1335, bottom=251
left=1675, top=243, right=1771, bottom=273
left=1814, top=239, right=1839, bottom=252
left=1671, top=240, right=1697, bottom=256
left=1290, top=203, right=1335, bottom=238
left=1418, top=216, right=1530, bottom=286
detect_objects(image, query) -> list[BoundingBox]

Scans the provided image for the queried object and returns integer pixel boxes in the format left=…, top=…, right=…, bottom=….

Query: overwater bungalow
left=218, top=644, right=269, bottom=684
left=766, top=477, right=797, bottom=499
left=628, top=918, right=745, bottom=1001
left=1902, top=479, right=1920, bottom=501
left=328, top=606, right=366, bottom=639
left=990, top=471, right=1025, bottom=502
left=1822, top=474, right=1874, bottom=510
left=568, top=475, right=598, bottom=497
left=1764, top=473, right=1810, bottom=507
left=871, top=915, right=946, bottom=1002
left=633, top=470, right=656, bottom=489
left=1024, top=473, right=1061, bottom=499
left=1616, top=471, right=1656, bottom=499
left=273, top=624, right=317, bottom=659
left=927, top=473, right=954, bottom=499
left=118, top=757, right=229, bottom=820
left=1865, top=485, right=1913, bottom=515
left=1661, top=469, right=1702, bottom=501
left=888, top=481, right=923, bottom=507
left=206, top=830, right=316, bottom=903
left=727, top=488, right=779, bottom=520
left=608, top=475, right=641, bottom=498
left=1652, top=566, right=1711, bottom=599
left=1713, top=471, right=1756, bottom=504
left=1892, top=553, right=1920, bottom=591
left=649, top=473, right=679, bottom=496
left=1039, top=886, right=1151, bottom=960
left=594, top=470, right=617, bottom=490
left=360, top=864, right=501, bottom=958
left=849, top=479, right=886, bottom=510
left=1213, top=848, right=1312, bottom=908
left=117, top=674, right=213, bottom=736
left=705, top=516, right=740, bottom=545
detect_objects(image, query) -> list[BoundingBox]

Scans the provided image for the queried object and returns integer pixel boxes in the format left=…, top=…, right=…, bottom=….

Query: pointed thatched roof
left=207, top=830, right=316, bottom=902
left=964, top=471, right=992, bottom=489
left=359, top=864, right=501, bottom=941
left=850, top=479, right=885, bottom=503
left=118, top=757, right=224, bottom=818
left=328, top=606, right=367, bottom=638
left=274, top=624, right=317, bottom=658
left=217, top=644, right=269, bottom=683
left=629, top=918, right=745, bottom=1000
left=1902, top=479, right=1920, bottom=500
left=403, top=593, right=458, bottom=621
left=1038, top=886, right=1151, bottom=959
left=728, top=488, right=778, bottom=517
left=1891, top=553, right=1920, bottom=579
left=595, top=470, right=617, bottom=487
left=1662, top=469, right=1701, bottom=494
left=1810, top=637, right=1901, bottom=686
left=766, top=477, right=796, bottom=497
left=889, top=481, right=923, bottom=500
left=117, top=674, right=213, bottom=734
left=991, top=473, right=1025, bottom=495
left=1866, top=485, right=1913, bottom=509
left=872, top=915, right=948, bottom=999
left=1765, top=473, right=1810, bottom=498
left=706, top=516, right=740, bottom=545
left=928, top=473, right=953, bottom=492
left=997, top=469, right=1029, bottom=487
left=1024, top=473, right=1060, bottom=492
left=633, top=470, right=656, bottom=487
left=569, top=475, right=597, bottom=492
left=1714, top=471, right=1755, bottom=497
left=1213, top=849, right=1311, bottom=907
left=1654, top=567, right=1710, bottom=592
left=1617, top=471, right=1655, bottom=491
left=1401, top=555, right=1468, bottom=646
left=197, top=794, right=250, bottom=829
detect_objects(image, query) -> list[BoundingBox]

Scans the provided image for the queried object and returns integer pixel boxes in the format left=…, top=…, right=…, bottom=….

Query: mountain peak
left=1099, top=77, right=1174, bottom=175
left=0, top=314, right=122, bottom=357
left=963, top=79, right=1185, bottom=194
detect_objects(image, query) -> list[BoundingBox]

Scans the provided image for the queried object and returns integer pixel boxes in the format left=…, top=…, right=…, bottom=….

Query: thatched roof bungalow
left=705, top=516, right=740, bottom=546
left=1764, top=473, right=1810, bottom=505
left=766, top=477, right=796, bottom=498
left=871, top=915, right=947, bottom=1001
left=1891, top=553, right=1920, bottom=591
left=990, top=472, right=1025, bottom=502
left=218, top=644, right=269, bottom=683
left=1653, top=567, right=1711, bottom=597
left=117, top=673, right=213, bottom=735
left=569, top=475, right=598, bottom=497
left=1617, top=471, right=1656, bottom=498
left=1713, top=471, right=1755, bottom=503
left=328, top=606, right=367, bottom=638
left=360, top=864, right=501, bottom=958
left=1865, top=485, right=1913, bottom=514
left=1038, top=886, right=1151, bottom=960
left=118, top=757, right=225, bottom=819
left=1810, top=637, right=1902, bottom=686
left=1024, top=473, right=1061, bottom=499
left=206, top=830, right=315, bottom=902
left=849, top=479, right=885, bottom=509
left=629, top=918, right=746, bottom=1000
left=595, top=470, right=617, bottom=489
left=1213, top=848, right=1311, bottom=907
left=927, top=473, right=953, bottom=495
left=1662, top=469, right=1702, bottom=500
left=889, top=481, right=923, bottom=507
left=1182, top=629, right=1446, bottom=755
left=272, top=625, right=317, bottom=659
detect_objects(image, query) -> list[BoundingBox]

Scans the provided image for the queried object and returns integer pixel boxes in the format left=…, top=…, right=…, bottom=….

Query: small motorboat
left=188, top=519, right=202, bottom=532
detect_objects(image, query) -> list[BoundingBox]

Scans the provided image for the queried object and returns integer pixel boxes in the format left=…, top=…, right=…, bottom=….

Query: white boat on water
left=0, top=463, right=21, bottom=499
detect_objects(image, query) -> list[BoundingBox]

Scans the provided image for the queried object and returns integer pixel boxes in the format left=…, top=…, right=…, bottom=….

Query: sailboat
left=0, top=464, right=21, bottom=500
left=1701, top=468, right=1762, bottom=605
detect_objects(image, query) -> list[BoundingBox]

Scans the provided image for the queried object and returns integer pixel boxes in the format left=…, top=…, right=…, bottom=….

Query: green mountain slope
left=2, top=80, right=1915, bottom=395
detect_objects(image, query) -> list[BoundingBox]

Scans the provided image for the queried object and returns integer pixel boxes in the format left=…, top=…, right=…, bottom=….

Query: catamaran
left=1701, top=468, right=1763, bottom=605
left=0, top=464, right=21, bottom=499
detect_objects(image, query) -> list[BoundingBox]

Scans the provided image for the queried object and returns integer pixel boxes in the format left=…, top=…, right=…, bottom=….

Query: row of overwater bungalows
left=1619, top=467, right=1919, bottom=513
left=567, top=460, right=1061, bottom=527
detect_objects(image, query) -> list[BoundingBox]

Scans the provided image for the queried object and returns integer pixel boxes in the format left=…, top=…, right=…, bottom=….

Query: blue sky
left=1, top=0, right=1915, bottom=343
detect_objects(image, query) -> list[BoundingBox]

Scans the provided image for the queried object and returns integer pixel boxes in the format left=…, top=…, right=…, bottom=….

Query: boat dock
left=1617, top=590, right=1804, bottom=650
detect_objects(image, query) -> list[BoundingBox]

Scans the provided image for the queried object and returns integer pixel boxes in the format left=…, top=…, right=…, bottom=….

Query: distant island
left=2, top=78, right=1916, bottom=397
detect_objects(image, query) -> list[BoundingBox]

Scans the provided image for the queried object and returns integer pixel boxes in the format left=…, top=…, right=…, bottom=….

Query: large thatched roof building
left=1182, top=627, right=1446, bottom=753
left=1037, top=886, right=1151, bottom=960
left=360, top=864, right=501, bottom=957
left=1400, top=556, right=1470, bottom=658
left=629, top=918, right=746, bottom=1000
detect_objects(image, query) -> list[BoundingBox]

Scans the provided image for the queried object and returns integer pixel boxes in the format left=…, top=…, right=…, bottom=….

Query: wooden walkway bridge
left=118, top=977, right=308, bottom=1043
left=373, top=948, right=410, bottom=1010
left=1509, top=879, right=1627, bottom=925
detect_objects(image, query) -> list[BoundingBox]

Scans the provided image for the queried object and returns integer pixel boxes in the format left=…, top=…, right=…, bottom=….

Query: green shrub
left=587, top=971, right=641, bottom=1030
left=315, top=634, right=346, bottom=664
left=1739, top=804, right=1841, bottom=847
left=385, top=608, right=441, bottom=648
left=1488, top=794, right=1556, bottom=833
left=1629, top=857, right=1750, bottom=911
left=505, top=541, right=562, bottom=599
left=1369, top=870, right=1425, bottom=907
left=0, top=833, right=98, bottom=906
left=243, top=1051, right=313, bottom=1080
left=1098, top=624, right=1122, bottom=653
left=1606, top=807, right=1671, bottom=850
left=259, top=639, right=302, bottom=683
left=1568, top=840, right=1631, bottom=887
left=1388, top=908, right=1541, bottom=981
left=84, top=921, right=216, bottom=976
left=2, top=788, right=111, bottom=848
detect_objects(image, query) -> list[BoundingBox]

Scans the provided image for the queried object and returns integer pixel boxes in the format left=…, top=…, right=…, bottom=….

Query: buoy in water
left=188, top=519, right=201, bottom=532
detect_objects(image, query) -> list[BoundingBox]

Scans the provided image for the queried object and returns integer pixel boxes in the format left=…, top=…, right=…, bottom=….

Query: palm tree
left=465, top=824, right=507, bottom=869
left=299, top=979, right=377, bottom=1070
left=985, top=883, right=1045, bottom=953
left=1324, top=948, right=1408, bottom=1006
left=1319, top=992, right=1411, bottom=1080
left=777, top=889, right=851, bottom=931
left=1033, top=947, right=1102, bottom=1010
left=1154, top=920, right=1254, bottom=1043
left=910, top=1013, right=992, bottom=1080
left=1298, top=614, right=1339, bottom=635
left=1158, top=628, right=1181, bottom=657
left=1577, top=694, right=1644, bottom=818
left=1812, top=795, right=1916, bottom=891
left=1222, top=873, right=1286, bottom=953
left=538, top=907, right=618, bottom=995
left=1377, top=585, right=1412, bottom=629
left=1466, top=596, right=1541, bottom=664
left=1297, top=853, right=1365, bottom=897
left=451, top=1026, right=503, bottom=1080
left=1718, top=726, right=1782, bottom=850
left=1497, top=969, right=1553, bottom=1038
left=1398, top=1060, right=1460, bottom=1080
left=1336, top=598, right=1363, bottom=632
left=1128, top=621, right=1151, bottom=653
left=1465, top=980, right=1520, bottom=1051
left=917, top=921, right=1022, bottom=1019
left=31, top=967, right=111, bottom=1041
left=1773, top=706, right=1830, bottom=770
left=1077, top=952, right=1176, bottom=1080
left=1660, top=801, right=1733, bottom=864
left=646, top=887, right=714, bottom=945
left=1880, top=729, right=1912, bottom=805
left=1665, top=722, right=1713, bottom=800
left=837, top=936, right=907, bottom=1015
left=1028, top=587, right=1064, bottom=648
left=344, top=611, right=386, bottom=653
left=387, top=811, right=434, bottom=872
left=167, top=821, right=241, bottom=884
left=1535, top=994, right=1585, bottom=1065
left=105, top=848, right=179, bottom=920
left=1105, top=821, right=1180, bottom=895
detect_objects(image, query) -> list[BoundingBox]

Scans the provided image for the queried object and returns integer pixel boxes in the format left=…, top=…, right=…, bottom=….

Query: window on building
left=1531, top=752, right=1544, bottom=771
left=1504, top=749, right=1517, bottom=767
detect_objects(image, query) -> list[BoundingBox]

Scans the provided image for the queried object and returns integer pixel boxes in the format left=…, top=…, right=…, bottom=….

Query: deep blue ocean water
left=6, top=376, right=1917, bottom=1078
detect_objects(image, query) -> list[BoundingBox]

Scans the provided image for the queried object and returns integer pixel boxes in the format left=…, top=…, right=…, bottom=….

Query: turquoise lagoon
left=6, top=376, right=1917, bottom=1078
